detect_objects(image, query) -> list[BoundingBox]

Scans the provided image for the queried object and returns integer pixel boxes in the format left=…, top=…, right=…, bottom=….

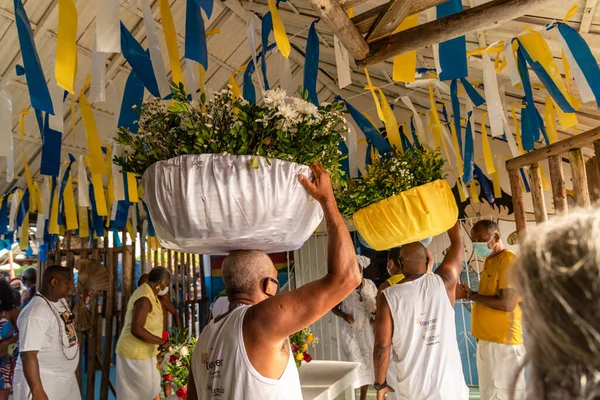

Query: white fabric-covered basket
left=141, top=154, right=324, bottom=254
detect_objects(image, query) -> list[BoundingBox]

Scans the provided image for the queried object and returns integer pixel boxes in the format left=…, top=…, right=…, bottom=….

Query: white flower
left=262, top=88, right=287, bottom=109
left=180, top=346, right=189, bottom=357
left=277, top=104, right=300, bottom=122
left=292, top=98, right=319, bottom=117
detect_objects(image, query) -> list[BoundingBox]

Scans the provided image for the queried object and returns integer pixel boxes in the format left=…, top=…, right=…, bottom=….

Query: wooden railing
left=505, top=126, right=600, bottom=237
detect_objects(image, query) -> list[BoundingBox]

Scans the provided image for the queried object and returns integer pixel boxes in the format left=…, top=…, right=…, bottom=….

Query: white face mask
left=158, top=285, right=169, bottom=296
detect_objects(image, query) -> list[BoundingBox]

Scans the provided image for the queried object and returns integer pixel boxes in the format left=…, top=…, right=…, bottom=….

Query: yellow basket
left=352, top=179, right=458, bottom=251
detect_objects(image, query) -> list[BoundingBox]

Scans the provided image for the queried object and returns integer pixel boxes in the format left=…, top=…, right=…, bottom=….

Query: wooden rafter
left=359, top=0, right=563, bottom=66
left=580, top=0, right=599, bottom=33
left=304, top=0, right=370, bottom=61
left=366, top=0, right=413, bottom=42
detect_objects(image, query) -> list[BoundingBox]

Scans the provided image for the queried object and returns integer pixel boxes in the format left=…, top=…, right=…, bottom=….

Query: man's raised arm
left=434, top=221, right=463, bottom=307
left=245, top=162, right=361, bottom=343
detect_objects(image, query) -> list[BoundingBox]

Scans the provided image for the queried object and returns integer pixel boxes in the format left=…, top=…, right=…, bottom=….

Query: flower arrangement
left=160, top=329, right=197, bottom=399
left=335, top=146, right=445, bottom=218
left=114, top=83, right=348, bottom=186
left=290, top=327, right=317, bottom=368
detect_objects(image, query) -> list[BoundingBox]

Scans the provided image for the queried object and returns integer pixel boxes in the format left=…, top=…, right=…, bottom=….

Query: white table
left=299, top=360, right=361, bottom=400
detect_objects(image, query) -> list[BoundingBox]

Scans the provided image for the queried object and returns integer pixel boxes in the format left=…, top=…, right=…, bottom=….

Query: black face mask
left=263, top=277, right=280, bottom=297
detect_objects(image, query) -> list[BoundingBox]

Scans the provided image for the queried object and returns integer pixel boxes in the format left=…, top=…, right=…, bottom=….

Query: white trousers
left=12, top=369, right=81, bottom=400
left=116, top=354, right=161, bottom=400
left=477, top=340, right=527, bottom=400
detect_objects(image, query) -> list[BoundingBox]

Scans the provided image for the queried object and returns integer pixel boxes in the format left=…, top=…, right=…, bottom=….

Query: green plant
left=160, top=328, right=196, bottom=399
left=290, top=327, right=317, bottom=368
left=114, top=83, right=348, bottom=186
left=335, top=146, right=445, bottom=217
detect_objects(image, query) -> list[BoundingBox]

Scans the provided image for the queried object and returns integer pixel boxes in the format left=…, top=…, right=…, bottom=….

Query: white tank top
left=383, top=274, right=469, bottom=400
left=191, top=304, right=303, bottom=400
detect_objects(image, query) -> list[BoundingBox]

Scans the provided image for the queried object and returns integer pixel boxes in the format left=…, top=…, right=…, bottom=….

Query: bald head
left=222, top=251, right=277, bottom=300
left=399, top=242, right=429, bottom=276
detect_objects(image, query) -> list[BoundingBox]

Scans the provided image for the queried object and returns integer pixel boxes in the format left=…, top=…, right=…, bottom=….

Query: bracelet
left=160, top=339, right=169, bottom=347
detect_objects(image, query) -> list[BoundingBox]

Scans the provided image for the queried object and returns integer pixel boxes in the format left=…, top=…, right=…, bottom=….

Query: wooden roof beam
left=351, top=0, right=448, bottom=34
left=304, top=0, right=370, bottom=61
left=366, top=0, right=413, bottom=42
left=358, top=0, right=562, bottom=67
left=580, top=0, right=599, bottom=33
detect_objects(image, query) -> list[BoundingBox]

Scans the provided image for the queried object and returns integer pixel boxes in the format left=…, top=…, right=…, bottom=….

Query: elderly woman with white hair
left=516, top=208, right=600, bottom=400
left=332, top=255, right=378, bottom=400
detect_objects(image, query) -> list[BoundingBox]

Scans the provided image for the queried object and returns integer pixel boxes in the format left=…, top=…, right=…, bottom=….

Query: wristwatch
left=374, top=380, right=387, bottom=391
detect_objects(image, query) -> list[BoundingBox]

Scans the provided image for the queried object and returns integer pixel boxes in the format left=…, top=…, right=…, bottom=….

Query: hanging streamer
left=268, top=0, right=290, bottom=58
left=55, top=0, right=77, bottom=94
left=459, top=78, right=485, bottom=107
left=89, top=40, right=107, bottom=103
left=503, top=40, right=521, bottom=87
left=410, top=117, right=421, bottom=147
left=96, top=0, right=120, bottom=53
left=334, top=36, right=352, bottom=89
left=48, top=75, right=64, bottom=133
left=437, top=0, right=468, bottom=80
left=401, top=97, right=426, bottom=146
left=79, top=92, right=105, bottom=174
left=48, top=179, right=60, bottom=234
left=0, top=90, right=12, bottom=159
left=185, top=59, right=200, bottom=100
left=346, top=122, right=359, bottom=178
left=18, top=108, right=29, bottom=141
left=60, top=155, right=78, bottom=231
left=450, top=80, right=462, bottom=151
left=515, top=45, right=540, bottom=151
left=544, top=98, right=559, bottom=144
left=480, top=113, right=496, bottom=175
left=78, top=155, right=90, bottom=207
left=229, top=64, right=247, bottom=101
left=23, top=153, right=35, bottom=212
left=364, top=69, right=385, bottom=122
left=337, top=96, right=392, bottom=155
left=304, top=20, right=320, bottom=106
left=261, top=12, right=273, bottom=91
left=14, top=0, right=54, bottom=114
left=377, top=91, right=401, bottom=152
left=159, top=0, right=184, bottom=85
left=185, top=0, right=209, bottom=71
left=118, top=71, right=146, bottom=134
left=280, top=53, right=295, bottom=97
left=194, top=0, right=214, bottom=19
left=463, top=112, right=474, bottom=182
left=40, top=113, right=62, bottom=177
left=392, top=15, right=418, bottom=82
left=247, top=12, right=264, bottom=92
left=120, top=22, right=160, bottom=97
left=449, top=123, right=463, bottom=172
left=482, top=50, right=506, bottom=137
left=140, top=0, right=170, bottom=98
left=474, top=165, right=495, bottom=204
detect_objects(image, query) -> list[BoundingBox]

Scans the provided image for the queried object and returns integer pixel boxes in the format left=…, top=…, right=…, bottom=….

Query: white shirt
left=191, top=305, right=302, bottom=400
left=16, top=295, right=80, bottom=376
left=210, top=296, right=229, bottom=318
left=383, top=274, right=469, bottom=400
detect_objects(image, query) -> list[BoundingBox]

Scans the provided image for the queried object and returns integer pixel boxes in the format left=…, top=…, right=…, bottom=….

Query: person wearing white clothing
left=374, top=222, right=469, bottom=400
left=13, top=265, right=81, bottom=400
left=187, top=163, right=361, bottom=399
left=209, top=295, right=229, bottom=320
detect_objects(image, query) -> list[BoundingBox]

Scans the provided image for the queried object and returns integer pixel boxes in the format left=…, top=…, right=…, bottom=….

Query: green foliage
left=114, top=83, right=348, bottom=186
left=335, top=146, right=446, bottom=217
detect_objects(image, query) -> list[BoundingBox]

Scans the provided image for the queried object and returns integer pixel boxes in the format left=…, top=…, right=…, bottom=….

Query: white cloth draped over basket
left=141, top=154, right=324, bottom=254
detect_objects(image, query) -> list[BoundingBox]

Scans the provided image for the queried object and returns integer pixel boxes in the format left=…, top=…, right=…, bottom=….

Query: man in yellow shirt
left=457, top=220, right=526, bottom=400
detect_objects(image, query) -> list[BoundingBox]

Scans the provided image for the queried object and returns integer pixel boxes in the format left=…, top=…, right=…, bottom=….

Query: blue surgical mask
left=420, top=237, right=433, bottom=247
left=473, top=240, right=493, bottom=258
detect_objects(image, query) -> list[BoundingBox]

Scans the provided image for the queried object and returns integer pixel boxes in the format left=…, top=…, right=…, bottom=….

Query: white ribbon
left=556, top=31, right=595, bottom=103
left=185, top=59, right=200, bottom=100
left=503, top=40, right=521, bottom=87
left=400, top=96, right=426, bottom=143
left=427, top=8, right=442, bottom=76
left=36, top=212, right=45, bottom=245
left=499, top=86, right=520, bottom=158
left=6, top=143, right=13, bottom=182
left=0, top=90, right=12, bottom=158
left=107, top=80, right=121, bottom=130
left=247, top=11, right=264, bottom=91
left=279, top=53, right=295, bottom=97
left=96, top=0, right=120, bottom=53
left=8, top=189, right=19, bottom=232
left=141, top=0, right=170, bottom=98
left=112, top=144, right=126, bottom=201
left=90, top=39, right=107, bottom=103
left=482, top=49, right=505, bottom=137
left=405, top=79, right=450, bottom=94
left=110, top=200, right=119, bottom=222
left=48, top=73, right=64, bottom=133
left=346, top=122, right=358, bottom=178
left=334, top=36, right=352, bottom=89
left=78, top=155, right=90, bottom=207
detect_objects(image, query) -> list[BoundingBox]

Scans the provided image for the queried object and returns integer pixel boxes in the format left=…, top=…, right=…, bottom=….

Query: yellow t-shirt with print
left=387, top=274, right=405, bottom=286
left=472, top=249, right=523, bottom=345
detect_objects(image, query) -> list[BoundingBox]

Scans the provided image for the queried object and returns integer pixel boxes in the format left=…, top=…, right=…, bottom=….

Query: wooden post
left=100, top=249, right=114, bottom=400
left=7, top=250, right=15, bottom=279
left=548, top=155, right=568, bottom=215
left=365, top=0, right=413, bottom=41
left=121, top=245, right=133, bottom=327
left=508, top=169, right=528, bottom=238
left=569, top=149, right=591, bottom=207
left=86, top=295, right=98, bottom=400
left=528, top=164, right=548, bottom=223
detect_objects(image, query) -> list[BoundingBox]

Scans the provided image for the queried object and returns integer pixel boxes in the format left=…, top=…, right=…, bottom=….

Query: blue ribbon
left=399, top=125, right=412, bottom=151
left=463, top=111, right=474, bottom=182
left=88, top=181, right=104, bottom=238
left=120, top=22, right=160, bottom=97
left=336, top=96, right=392, bottom=155
left=474, top=164, right=494, bottom=204
left=557, top=23, right=600, bottom=108
left=304, top=19, right=320, bottom=106
left=16, top=189, right=30, bottom=228
left=437, top=0, right=467, bottom=81
left=450, top=79, right=462, bottom=151
left=141, top=201, right=156, bottom=237
left=0, top=195, right=9, bottom=235
left=185, top=0, right=208, bottom=70
left=517, top=39, right=575, bottom=113
left=38, top=243, right=47, bottom=262
left=261, top=12, right=273, bottom=91
left=118, top=70, right=146, bottom=133
left=365, top=142, right=373, bottom=166
left=244, top=43, right=277, bottom=103
left=193, top=0, right=213, bottom=19
left=13, top=0, right=54, bottom=114
left=15, top=65, right=25, bottom=76
left=34, top=109, right=44, bottom=138
left=516, top=44, right=540, bottom=151
left=460, top=78, right=486, bottom=107
left=410, top=117, right=420, bottom=147
left=520, top=168, right=531, bottom=193
left=41, top=113, right=62, bottom=177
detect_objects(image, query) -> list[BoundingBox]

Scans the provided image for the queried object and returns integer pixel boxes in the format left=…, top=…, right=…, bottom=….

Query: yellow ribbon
left=84, top=155, right=108, bottom=217
left=49, top=181, right=60, bottom=234
left=363, top=112, right=378, bottom=129
left=229, top=64, right=247, bottom=101
left=33, top=182, right=42, bottom=214
left=55, top=0, right=78, bottom=94
left=78, top=206, right=89, bottom=238
left=539, top=163, right=550, bottom=190
left=19, top=212, right=29, bottom=251
left=428, top=86, right=452, bottom=163
left=491, top=171, right=502, bottom=198
left=392, top=15, right=418, bottom=83
left=563, top=5, right=579, bottom=22
left=23, top=152, right=35, bottom=212
left=364, top=68, right=385, bottom=122
left=127, top=173, right=138, bottom=202
left=376, top=88, right=401, bottom=152
left=79, top=90, right=105, bottom=174
left=544, top=97, right=559, bottom=144
left=467, top=41, right=504, bottom=57
left=126, top=220, right=135, bottom=242
left=469, top=182, right=479, bottom=203
left=480, top=113, right=496, bottom=175
left=510, top=105, right=525, bottom=154
left=347, top=8, right=355, bottom=18
left=449, top=123, right=464, bottom=173
left=19, top=109, right=30, bottom=141
left=206, top=28, right=220, bottom=36
left=268, top=0, right=290, bottom=58
left=64, top=173, right=78, bottom=231
left=158, top=0, right=184, bottom=85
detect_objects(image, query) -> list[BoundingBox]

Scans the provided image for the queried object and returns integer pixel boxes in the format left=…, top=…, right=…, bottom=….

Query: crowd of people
left=0, top=164, right=597, bottom=400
